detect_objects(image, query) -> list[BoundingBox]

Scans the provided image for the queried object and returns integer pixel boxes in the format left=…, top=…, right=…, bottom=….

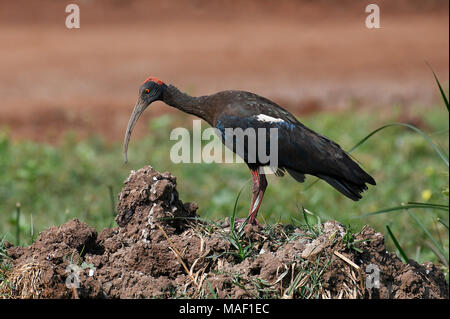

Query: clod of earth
left=1, top=166, right=448, bottom=299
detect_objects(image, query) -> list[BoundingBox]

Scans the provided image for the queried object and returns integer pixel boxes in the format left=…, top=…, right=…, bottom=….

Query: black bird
left=124, top=76, right=376, bottom=225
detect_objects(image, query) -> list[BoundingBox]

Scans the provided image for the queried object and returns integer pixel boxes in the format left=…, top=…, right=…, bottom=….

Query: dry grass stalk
left=334, top=250, right=365, bottom=292
left=157, top=224, right=200, bottom=291
left=1, top=262, right=43, bottom=299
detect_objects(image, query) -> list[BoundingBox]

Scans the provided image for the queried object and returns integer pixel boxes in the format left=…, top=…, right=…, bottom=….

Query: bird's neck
left=162, top=85, right=209, bottom=122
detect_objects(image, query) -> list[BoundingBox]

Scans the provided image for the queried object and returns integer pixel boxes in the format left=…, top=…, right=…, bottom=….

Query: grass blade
left=300, top=205, right=313, bottom=233
left=348, top=123, right=448, bottom=167
left=407, top=201, right=449, bottom=209
left=230, top=181, right=248, bottom=231
left=205, top=279, right=218, bottom=299
left=30, top=213, right=34, bottom=243
left=386, top=225, right=409, bottom=263
left=108, top=185, right=116, bottom=217
left=405, top=202, right=449, bottom=212
left=437, top=218, right=449, bottom=230
left=407, top=210, right=448, bottom=266
left=353, top=203, right=449, bottom=219
left=15, top=203, right=21, bottom=246
left=427, top=63, right=449, bottom=111
left=0, top=233, right=10, bottom=260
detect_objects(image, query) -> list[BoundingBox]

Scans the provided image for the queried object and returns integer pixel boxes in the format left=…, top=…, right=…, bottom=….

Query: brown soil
left=1, top=166, right=448, bottom=299
left=0, top=0, right=448, bottom=142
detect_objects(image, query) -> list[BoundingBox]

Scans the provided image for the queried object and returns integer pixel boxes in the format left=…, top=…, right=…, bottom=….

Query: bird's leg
left=248, top=169, right=267, bottom=225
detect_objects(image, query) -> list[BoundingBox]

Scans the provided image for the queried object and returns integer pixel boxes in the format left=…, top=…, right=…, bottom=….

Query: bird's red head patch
left=143, top=76, right=164, bottom=86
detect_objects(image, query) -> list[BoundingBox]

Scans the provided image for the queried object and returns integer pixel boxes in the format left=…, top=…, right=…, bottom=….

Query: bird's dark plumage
left=124, top=78, right=376, bottom=224
left=189, top=88, right=375, bottom=200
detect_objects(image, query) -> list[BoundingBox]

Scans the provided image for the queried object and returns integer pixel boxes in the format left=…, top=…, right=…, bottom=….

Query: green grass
left=0, top=104, right=448, bottom=266
left=0, top=233, right=12, bottom=296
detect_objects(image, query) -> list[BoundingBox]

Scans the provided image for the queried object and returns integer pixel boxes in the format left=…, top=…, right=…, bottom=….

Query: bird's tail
left=316, top=173, right=374, bottom=201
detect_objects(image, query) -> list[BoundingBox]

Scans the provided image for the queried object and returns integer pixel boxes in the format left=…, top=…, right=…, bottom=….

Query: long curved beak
left=123, top=99, right=147, bottom=163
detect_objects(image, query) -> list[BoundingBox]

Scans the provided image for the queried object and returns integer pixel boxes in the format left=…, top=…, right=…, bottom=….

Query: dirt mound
left=2, top=166, right=448, bottom=299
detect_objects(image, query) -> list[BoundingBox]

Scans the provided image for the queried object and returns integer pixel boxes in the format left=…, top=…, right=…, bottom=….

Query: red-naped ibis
left=124, top=76, right=375, bottom=225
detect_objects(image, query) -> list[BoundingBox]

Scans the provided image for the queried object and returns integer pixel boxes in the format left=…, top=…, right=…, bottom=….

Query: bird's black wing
left=275, top=121, right=376, bottom=200
left=215, top=98, right=375, bottom=201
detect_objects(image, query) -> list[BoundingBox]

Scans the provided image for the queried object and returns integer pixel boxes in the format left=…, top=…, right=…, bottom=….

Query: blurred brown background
left=0, top=0, right=448, bottom=141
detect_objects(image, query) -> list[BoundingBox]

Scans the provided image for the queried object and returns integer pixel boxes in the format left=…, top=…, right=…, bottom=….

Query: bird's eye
left=144, top=89, right=150, bottom=94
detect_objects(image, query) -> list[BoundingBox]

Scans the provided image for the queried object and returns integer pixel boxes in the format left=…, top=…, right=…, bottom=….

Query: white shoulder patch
left=254, top=114, right=285, bottom=123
